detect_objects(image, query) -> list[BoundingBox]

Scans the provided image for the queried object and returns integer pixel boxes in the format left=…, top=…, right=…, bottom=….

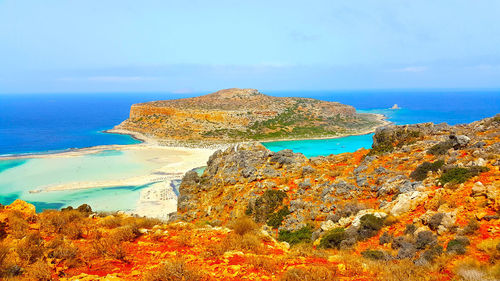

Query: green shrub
left=361, top=249, right=386, bottom=260
left=246, top=189, right=287, bottom=223
left=357, top=214, right=384, bottom=240
left=421, top=245, right=443, bottom=261
left=319, top=228, right=346, bottom=249
left=267, top=207, right=290, bottom=229
left=368, top=142, right=394, bottom=156
left=427, top=141, right=453, bottom=155
left=278, top=226, right=313, bottom=245
left=410, top=160, right=444, bottom=181
left=447, top=238, right=469, bottom=255
left=415, top=231, right=437, bottom=250
left=440, top=166, right=489, bottom=185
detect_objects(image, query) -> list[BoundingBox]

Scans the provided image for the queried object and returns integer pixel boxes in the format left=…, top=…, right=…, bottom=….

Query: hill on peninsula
left=114, top=88, right=384, bottom=143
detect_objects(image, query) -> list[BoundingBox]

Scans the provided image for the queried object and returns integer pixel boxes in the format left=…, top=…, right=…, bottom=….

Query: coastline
left=105, top=113, right=391, bottom=148
left=258, top=113, right=390, bottom=143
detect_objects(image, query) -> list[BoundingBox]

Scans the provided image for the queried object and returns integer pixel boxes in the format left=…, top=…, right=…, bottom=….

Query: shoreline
left=259, top=113, right=390, bottom=143
left=102, top=113, right=391, bottom=148
left=0, top=113, right=389, bottom=160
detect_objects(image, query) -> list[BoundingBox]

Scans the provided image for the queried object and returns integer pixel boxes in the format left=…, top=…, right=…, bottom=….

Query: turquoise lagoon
left=0, top=150, right=158, bottom=211
left=262, top=133, right=374, bottom=158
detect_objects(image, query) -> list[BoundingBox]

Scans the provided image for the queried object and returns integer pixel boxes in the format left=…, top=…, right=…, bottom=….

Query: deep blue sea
left=1, top=90, right=499, bottom=156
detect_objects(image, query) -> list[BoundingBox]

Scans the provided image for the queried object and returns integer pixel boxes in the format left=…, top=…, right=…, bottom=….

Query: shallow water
left=262, top=134, right=374, bottom=158
left=0, top=150, right=161, bottom=211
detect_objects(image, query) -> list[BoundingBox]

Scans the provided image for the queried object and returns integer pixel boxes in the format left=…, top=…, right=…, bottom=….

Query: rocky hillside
left=177, top=114, right=500, bottom=279
left=114, top=88, right=384, bottom=142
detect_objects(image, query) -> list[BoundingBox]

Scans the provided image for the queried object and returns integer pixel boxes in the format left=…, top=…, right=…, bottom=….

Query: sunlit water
left=0, top=150, right=158, bottom=211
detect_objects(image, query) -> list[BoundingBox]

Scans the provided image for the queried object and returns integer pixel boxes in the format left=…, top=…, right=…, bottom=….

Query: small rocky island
left=113, top=88, right=385, bottom=144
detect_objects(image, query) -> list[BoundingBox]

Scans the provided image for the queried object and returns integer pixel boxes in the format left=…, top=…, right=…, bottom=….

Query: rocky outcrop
left=177, top=114, right=499, bottom=258
left=115, top=88, right=384, bottom=142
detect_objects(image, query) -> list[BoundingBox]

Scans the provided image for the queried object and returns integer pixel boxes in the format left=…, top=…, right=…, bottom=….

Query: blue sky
left=1, top=0, right=500, bottom=93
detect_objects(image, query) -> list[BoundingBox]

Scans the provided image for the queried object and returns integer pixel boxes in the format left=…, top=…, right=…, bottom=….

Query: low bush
left=428, top=213, right=444, bottom=231
left=111, top=224, right=141, bottom=242
left=427, top=141, right=453, bottom=155
left=230, top=216, right=258, bottom=236
left=319, top=228, right=346, bottom=249
left=396, top=241, right=417, bottom=259
left=447, top=237, right=469, bottom=255
left=91, top=231, right=127, bottom=261
left=440, top=166, right=489, bottom=185
left=278, top=226, right=313, bottom=245
left=143, top=260, right=205, bottom=281
left=421, top=245, right=443, bottom=262
left=267, top=207, right=290, bottom=229
left=16, top=232, right=45, bottom=264
left=219, top=232, right=264, bottom=254
left=415, top=231, right=437, bottom=250
left=410, top=160, right=445, bottom=181
left=379, top=231, right=392, bottom=245
left=7, top=211, right=29, bottom=239
left=357, top=214, right=384, bottom=240
left=361, top=249, right=387, bottom=260
left=404, top=224, right=417, bottom=235
left=246, top=189, right=287, bottom=223
left=40, top=209, right=87, bottom=239
left=98, top=215, right=123, bottom=228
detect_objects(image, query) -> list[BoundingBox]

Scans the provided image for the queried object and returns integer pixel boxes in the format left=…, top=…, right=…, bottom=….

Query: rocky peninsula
left=112, top=88, right=387, bottom=145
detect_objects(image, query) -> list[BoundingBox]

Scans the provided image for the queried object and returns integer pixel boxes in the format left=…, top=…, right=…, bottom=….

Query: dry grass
left=16, top=232, right=45, bottom=265
left=454, top=257, right=500, bottom=281
left=111, top=224, right=141, bottom=242
left=287, top=243, right=329, bottom=259
left=90, top=231, right=127, bottom=261
left=222, top=232, right=265, bottom=253
left=246, top=255, right=283, bottom=274
left=46, top=236, right=80, bottom=268
left=98, top=215, right=123, bottom=228
left=24, top=260, right=52, bottom=281
left=143, top=259, right=205, bottom=281
left=229, top=216, right=258, bottom=236
left=39, top=209, right=89, bottom=239
left=366, top=258, right=447, bottom=281
left=7, top=211, right=29, bottom=239
left=280, top=265, right=338, bottom=281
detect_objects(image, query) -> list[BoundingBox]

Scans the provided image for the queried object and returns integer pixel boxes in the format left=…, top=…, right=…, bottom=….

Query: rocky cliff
left=115, top=88, right=383, bottom=142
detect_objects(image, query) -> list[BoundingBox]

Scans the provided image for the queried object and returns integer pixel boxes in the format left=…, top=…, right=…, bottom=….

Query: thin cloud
left=393, top=66, right=428, bottom=73
left=59, top=76, right=159, bottom=82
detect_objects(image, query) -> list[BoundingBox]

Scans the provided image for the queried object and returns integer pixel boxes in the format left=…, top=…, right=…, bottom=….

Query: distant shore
left=259, top=113, right=390, bottom=143
left=105, top=113, right=390, bottom=148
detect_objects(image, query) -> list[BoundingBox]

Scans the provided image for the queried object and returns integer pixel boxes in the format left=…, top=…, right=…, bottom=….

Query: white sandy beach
left=0, top=131, right=217, bottom=218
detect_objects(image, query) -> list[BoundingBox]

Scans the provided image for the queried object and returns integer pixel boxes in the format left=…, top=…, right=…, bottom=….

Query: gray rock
left=354, top=165, right=368, bottom=174
left=298, top=179, right=312, bottom=190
